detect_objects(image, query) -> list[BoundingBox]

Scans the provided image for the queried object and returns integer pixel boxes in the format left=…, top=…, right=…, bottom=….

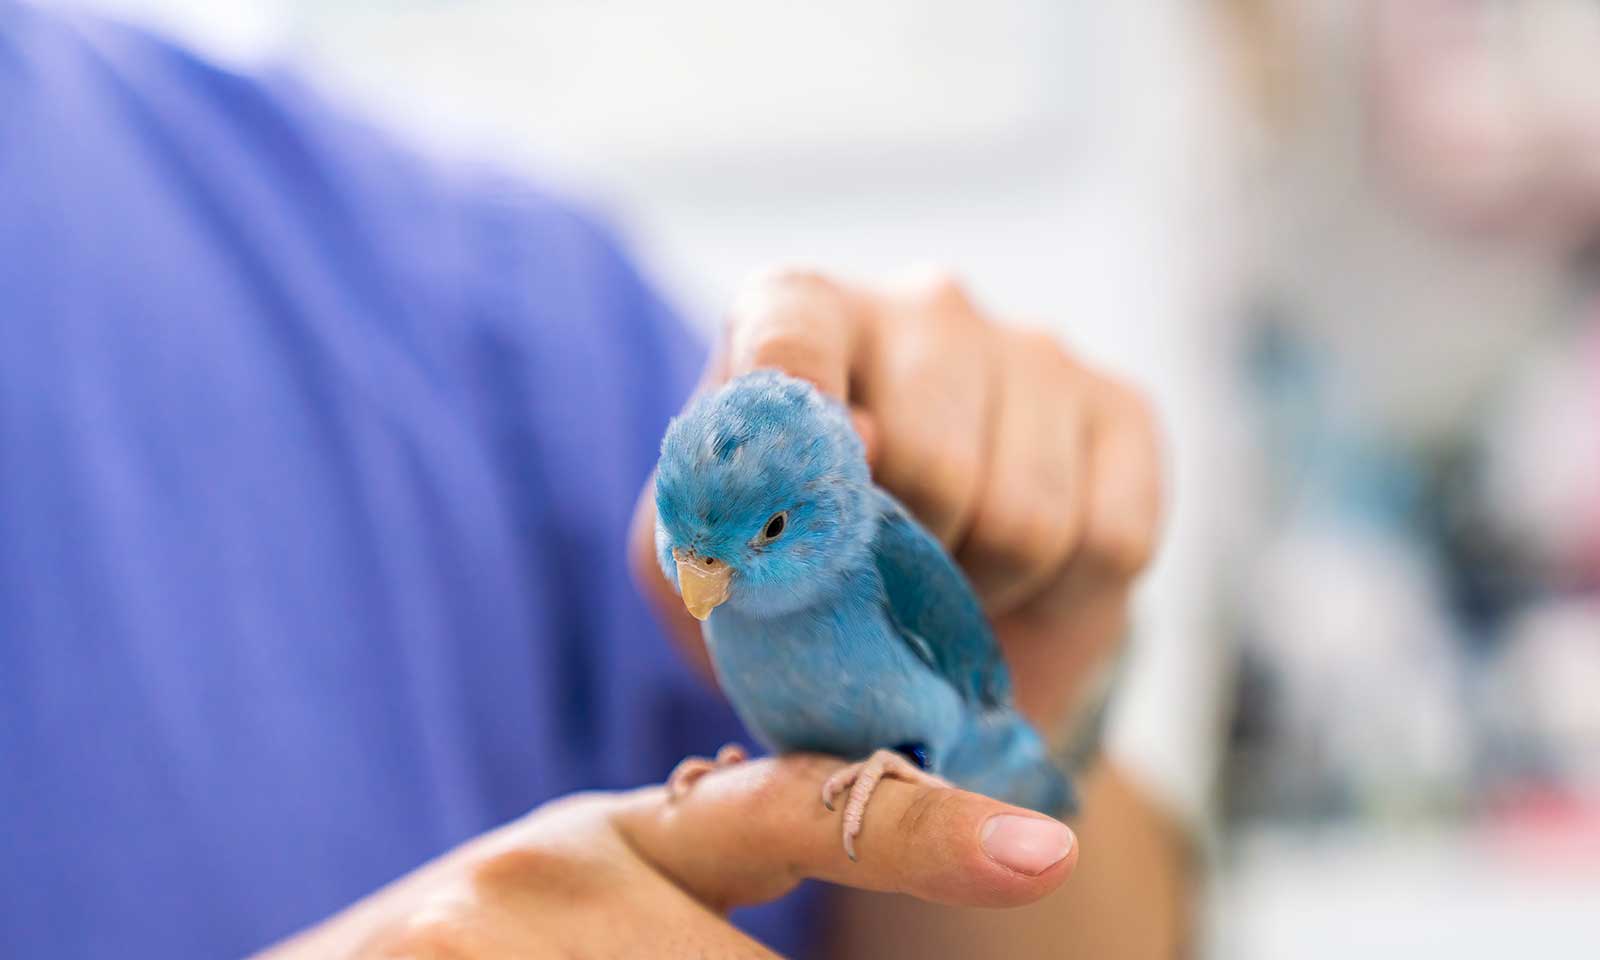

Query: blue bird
left=654, top=370, right=1073, bottom=857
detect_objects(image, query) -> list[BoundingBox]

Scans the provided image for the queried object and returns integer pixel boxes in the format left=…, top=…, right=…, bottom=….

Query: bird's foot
left=666, top=743, right=747, bottom=801
left=821, top=749, right=950, bottom=861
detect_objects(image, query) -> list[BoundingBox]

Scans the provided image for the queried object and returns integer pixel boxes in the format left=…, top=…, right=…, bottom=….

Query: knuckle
left=1087, top=382, right=1164, bottom=580
left=728, top=268, right=854, bottom=389
left=469, top=839, right=616, bottom=905
left=1084, top=365, right=1156, bottom=429
left=913, top=268, right=972, bottom=309
left=469, top=845, right=561, bottom=891
left=738, top=266, right=843, bottom=319
left=1106, top=377, right=1157, bottom=430
left=754, top=264, right=836, bottom=293
left=745, top=328, right=834, bottom=376
left=977, top=499, right=1079, bottom=580
left=1087, top=512, right=1158, bottom=579
left=1015, top=327, right=1065, bottom=362
left=1002, top=326, right=1070, bottom=372
left=894, top=437, right=980, bottom=521
left=892, top=268, right=981, bottom=331
left=375, top=916, right=475, bottom=960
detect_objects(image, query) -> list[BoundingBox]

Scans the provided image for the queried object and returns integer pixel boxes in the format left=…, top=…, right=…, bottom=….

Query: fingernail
left=980, top=815, right=1073, bottom=876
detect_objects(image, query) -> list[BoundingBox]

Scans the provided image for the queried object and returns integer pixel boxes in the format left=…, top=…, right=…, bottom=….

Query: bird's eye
left=759, top=511, right=788, bottom=542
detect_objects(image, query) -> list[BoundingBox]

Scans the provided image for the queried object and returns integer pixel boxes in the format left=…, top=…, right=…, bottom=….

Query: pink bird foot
left=821, top=749, right=950, bottom=860
left=666, top=743, right=747, bottom=801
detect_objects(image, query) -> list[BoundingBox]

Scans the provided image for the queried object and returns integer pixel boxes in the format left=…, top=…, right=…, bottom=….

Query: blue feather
left=870, top=491, right=1011, bottom=709
left=655, top=370, right=1073, bottom=815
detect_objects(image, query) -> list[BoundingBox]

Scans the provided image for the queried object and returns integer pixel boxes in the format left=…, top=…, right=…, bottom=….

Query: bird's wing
left=870, top=490, right=1012, bottom=709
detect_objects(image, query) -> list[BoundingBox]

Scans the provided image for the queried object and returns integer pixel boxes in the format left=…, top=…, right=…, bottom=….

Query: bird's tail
left=943, top=709, right=1076, bottom=816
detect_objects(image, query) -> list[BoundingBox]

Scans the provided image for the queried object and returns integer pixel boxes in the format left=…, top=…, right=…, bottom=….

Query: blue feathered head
left=655, top=370, right=874, bottom=620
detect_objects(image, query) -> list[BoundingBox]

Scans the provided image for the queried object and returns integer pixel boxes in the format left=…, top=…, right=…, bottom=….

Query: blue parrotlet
left=654, top=370, right=1074, bottom=858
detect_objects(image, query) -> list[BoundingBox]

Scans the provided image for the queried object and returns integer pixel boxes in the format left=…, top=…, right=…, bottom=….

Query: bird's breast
left=703, top=600, right=964, bottom=760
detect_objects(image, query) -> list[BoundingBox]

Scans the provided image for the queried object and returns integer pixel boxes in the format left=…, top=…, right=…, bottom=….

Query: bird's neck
left=718, top=561, right=879, bottom=626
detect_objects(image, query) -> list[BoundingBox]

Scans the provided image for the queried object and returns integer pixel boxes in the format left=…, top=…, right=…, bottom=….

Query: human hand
left=259, top=754, right=1077, bottom=959
left=632, top=269, right=1163, bottom=732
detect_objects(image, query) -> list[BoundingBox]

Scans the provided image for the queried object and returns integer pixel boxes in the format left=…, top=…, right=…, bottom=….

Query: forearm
left=823, top=760, right=1197, bottom=960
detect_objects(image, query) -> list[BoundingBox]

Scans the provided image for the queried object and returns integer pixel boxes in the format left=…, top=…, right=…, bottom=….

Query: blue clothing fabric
left=0, top=6, right=814, bottom=957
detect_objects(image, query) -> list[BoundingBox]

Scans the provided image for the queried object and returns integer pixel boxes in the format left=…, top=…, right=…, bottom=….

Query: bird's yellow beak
left=673, top=548, right=732, bottom=621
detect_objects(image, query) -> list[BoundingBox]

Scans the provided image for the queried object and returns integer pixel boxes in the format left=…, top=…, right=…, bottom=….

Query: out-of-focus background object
left=1216, top=1, right=1600, bottom=956
left=44, top=0, right=1600, bottom=955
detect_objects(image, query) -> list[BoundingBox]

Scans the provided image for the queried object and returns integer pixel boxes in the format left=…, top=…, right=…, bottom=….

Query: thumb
left=612, top=754, right=1077, bottom=912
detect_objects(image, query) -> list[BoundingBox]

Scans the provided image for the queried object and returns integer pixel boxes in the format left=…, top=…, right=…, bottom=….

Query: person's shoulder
left=0, top=4, right=441, bottom=224
left=20, top=5, right=640, bottom=317
left=2, top=2, right=688, bottom=382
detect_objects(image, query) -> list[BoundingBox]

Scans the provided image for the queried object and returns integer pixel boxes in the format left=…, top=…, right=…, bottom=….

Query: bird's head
left=654, top=370, right=875, bottom=621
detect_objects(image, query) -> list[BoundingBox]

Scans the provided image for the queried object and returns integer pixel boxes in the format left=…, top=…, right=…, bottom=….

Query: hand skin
left=258, top=754, right=1077, bottom=960
left=628, top=268, right=1189, bottom=959
left=826, top=759, right=1196, bottom=960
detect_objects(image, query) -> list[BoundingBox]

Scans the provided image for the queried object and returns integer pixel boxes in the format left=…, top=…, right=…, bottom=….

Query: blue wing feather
left=869, top=489, right=1012, bottom=709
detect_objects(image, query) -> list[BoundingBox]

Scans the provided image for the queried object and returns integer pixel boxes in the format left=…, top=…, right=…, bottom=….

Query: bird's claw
left=666, top=743, right=747, bottom=801
left=821, top=749, right=949, bottom=860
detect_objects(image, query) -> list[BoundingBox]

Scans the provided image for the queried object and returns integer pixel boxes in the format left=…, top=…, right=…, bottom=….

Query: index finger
left=613, top=754, right=1076, bottom=913
left=723, top=268, right=867, bottom=400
